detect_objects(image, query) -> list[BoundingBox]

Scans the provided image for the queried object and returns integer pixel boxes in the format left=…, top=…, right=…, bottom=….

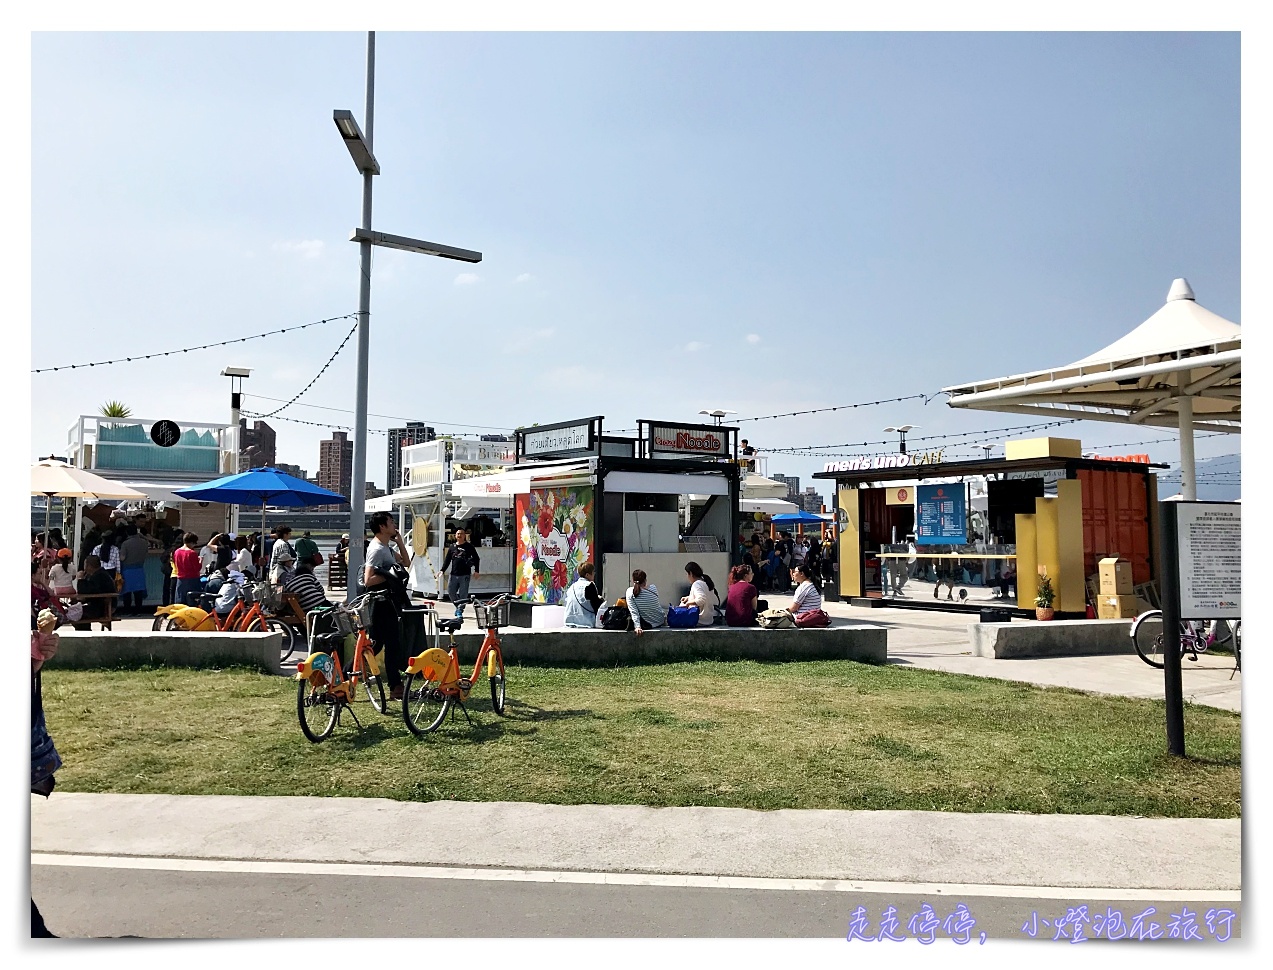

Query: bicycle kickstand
left=340, top=702, right=363, bottom=730
left=450, top=700, right=474, bottom=726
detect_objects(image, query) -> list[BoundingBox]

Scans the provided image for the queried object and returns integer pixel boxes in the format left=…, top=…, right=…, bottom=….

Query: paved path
left=31, top=793, right=1240, bottom=938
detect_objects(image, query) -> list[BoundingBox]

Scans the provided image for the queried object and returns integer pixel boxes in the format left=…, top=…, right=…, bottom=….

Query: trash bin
left=979, top=608, right=1012, bottom=623
left=822, top=571, right=840, bottom=603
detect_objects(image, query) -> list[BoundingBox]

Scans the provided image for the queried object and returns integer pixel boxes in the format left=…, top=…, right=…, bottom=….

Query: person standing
left=172, top=533, right=202, bottom=606
left=269, top=525, right=297, bottom=584
left=364, top=511, right=412, bottom=701
left=439, top=526, right=481, bottom=619
left=232, top=534, right=256, bottom=579
left=294, top=530, right=321, bottom=569
left=118, top=525, right=151, bottom=615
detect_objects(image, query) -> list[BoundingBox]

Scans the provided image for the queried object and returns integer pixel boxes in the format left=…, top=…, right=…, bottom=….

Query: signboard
left=885, top=486, right=912, bottom=506
left=1174, top=502, right=1241, bottom=618
left=514, top=485, right=594, bottom=604
left=915, top=483, right=967, bottom=545
left=150, top=419, right=181, bottom=448
left=822, top=449, right=945, bottom=474
left=647, top=423, right=732, bottom=458
left=517, top=417, right=601, bottom=460
left=452, top=439, right=515, bottom=465
left=404, top=463, right=445, bottom=488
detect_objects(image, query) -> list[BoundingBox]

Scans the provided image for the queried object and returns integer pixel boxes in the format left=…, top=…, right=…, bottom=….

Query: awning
left=109, top=480, right=208, bottom=505
left=450, top=460, right=594, bottom=500
left=740, top=497, right=799, bottom=515
left=603, top=470, right=730, bottom=496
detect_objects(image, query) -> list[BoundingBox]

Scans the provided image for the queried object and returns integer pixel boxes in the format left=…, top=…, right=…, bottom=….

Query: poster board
left=514, top=485, right=595, bottom=604
left=1173, top=501, right=1241, bottom=619
left=915, top=483, right=967, bottom=545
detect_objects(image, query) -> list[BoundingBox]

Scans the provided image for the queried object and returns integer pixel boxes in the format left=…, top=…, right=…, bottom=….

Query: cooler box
left=1098, top=557, right=1134, bottom=596
left=530, top=605, right=566, bottom=630
left=1096, top=593, right=1138, bottom=619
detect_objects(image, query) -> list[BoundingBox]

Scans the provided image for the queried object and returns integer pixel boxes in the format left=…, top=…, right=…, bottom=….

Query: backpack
left=601, top=605, right=631, bottom=631
left=794, top=608, right=831, bottom=628
left=757, top=608, right=795, bottom=629
left=667, top=605, right=699, bottom=628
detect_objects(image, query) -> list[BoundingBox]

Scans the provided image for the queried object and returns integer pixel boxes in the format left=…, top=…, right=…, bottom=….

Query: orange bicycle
left=402, top=594, right=509, bottom=735
left=295, top=591, right=390, bottom=742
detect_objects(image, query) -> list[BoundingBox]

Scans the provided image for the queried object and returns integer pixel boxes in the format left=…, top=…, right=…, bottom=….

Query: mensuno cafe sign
left=821, top=449, right=946, bottom=474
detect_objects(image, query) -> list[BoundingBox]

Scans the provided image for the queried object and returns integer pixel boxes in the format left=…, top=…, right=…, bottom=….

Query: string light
left=31, top=313, right=359, bottom=373
left=253, top=322, right=359, bottom=418
left=241, top=394, right=517, bottom=433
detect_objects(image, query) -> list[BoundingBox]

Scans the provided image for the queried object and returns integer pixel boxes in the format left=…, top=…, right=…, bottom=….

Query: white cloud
left=514, top=272, right=534, bottom=283
left=272, top=239, right=324, bottom=259
left=746, top=333, right=761, bottom=344
left=454, top=273, right=481, bottom=286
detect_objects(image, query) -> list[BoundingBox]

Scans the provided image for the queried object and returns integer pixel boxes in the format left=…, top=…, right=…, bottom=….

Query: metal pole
left=229, top=382, right=241, bottom=534
left=1177, top=372, right=1196, bottom=501
left=346, top=30, right=375, bottom=603
left=1160, top=502, right=1186, bottom=756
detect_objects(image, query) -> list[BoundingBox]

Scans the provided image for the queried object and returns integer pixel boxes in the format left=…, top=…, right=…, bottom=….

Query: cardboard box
left=1098, top=557, right=1134, bottom=595
left=1004, top=437, right=1083, bottom=460
left=1096, top=593, right=1139, bottom=619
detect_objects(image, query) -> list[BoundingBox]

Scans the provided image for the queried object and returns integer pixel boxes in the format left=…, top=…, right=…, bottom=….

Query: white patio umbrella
left=31, top=459, right=146, bottom=552
left=942, top=278, right=1240, bottom=499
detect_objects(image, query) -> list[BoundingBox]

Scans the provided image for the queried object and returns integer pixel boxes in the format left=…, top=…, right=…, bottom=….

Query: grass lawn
left=41, top=660, right=1240, bottom=817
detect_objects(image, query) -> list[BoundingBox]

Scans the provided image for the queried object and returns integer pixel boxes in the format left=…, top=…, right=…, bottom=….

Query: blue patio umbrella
left=173, top=468, right=346, bottom=581
left=770, top=510, right=830, bottom=525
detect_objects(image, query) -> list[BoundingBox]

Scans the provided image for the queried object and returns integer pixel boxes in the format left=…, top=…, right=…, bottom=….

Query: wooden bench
left=66, top=592, right=116, bottom=631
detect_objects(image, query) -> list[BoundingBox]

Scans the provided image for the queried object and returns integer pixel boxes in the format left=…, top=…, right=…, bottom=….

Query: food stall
left=448, top=416, right=741, bottom=622
left=813, top=437, right=1166, bottom=617
left=385, top=438, right=517, bottom=596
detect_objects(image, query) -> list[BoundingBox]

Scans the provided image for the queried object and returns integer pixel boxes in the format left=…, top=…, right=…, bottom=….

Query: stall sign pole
left=1159, top=502, right=1186, bottom=756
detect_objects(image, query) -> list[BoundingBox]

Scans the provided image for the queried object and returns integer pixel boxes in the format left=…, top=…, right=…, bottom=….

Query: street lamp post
left=883, top=424, right=917, bottom=455
left=334, top=31, right=482, bottom=603
left=221, top=366, right=251, bottom=534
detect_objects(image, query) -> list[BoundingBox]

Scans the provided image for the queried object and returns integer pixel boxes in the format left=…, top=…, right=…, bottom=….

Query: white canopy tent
left=941, top=278, right=1240, bottom=499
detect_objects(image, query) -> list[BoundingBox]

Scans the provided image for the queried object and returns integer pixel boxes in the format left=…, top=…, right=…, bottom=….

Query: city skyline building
left=387, top=421, right=436, bottom=493
left=237, top=418, right=276, bottom=472
left=317, top=430, right=353, bottom=511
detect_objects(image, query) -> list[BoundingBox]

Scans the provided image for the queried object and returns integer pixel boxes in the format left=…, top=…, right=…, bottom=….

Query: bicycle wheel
left=359, top=650, right=388, bottom=714
left=402, top=672, right=450, bottom=736
left=297, top=679, right=338, bottom=743
left=267, top=618, right=299, bottom=661
left=151, top=614, right=167, bottom=631
left=489, top=649, right=506, bottom=716
left=1234, top=621, right=1241, bottom=671
left=1131, top=610, right=1166, bottom=668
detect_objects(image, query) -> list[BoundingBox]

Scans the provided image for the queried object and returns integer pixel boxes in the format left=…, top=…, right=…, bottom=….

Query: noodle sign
left=648, top=424, right=730, bottom=457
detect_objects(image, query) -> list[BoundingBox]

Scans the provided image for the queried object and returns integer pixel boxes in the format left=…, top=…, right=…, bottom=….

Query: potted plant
left=1035, top=572, right=1056, bottom=621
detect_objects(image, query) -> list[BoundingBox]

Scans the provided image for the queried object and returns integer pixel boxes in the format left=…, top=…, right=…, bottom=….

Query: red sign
left=649, top=425, right=729, bottom=457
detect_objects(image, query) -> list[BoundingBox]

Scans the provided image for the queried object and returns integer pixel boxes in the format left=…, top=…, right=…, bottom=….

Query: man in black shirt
left=440, top=527, right=481, bottom=618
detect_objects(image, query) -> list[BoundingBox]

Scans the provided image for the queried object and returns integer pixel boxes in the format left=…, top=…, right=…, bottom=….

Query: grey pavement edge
left=31, top=792, right=1240, bottom=891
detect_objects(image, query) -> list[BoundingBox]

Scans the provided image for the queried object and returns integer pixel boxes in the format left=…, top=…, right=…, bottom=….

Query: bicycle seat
left=437, top=617, right=464, bottom=633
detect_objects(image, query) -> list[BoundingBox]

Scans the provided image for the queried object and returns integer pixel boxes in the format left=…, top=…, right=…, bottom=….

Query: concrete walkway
left=32, top=792, right=1240, bottom=893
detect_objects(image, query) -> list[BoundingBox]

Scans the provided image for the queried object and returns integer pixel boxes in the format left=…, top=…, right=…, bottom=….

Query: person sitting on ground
left=679, top=561, right=716, bottom=627
left=563, top=561, right=603, bottom=628
left=282, top=560, right=332, bottom=614
left=624, top=569, right=664, bottom=636
left=725, top=564, right=761, bottom=627
left=787, top=563, right=823, bottom=618
left=74, top=555, right=117, bottom=628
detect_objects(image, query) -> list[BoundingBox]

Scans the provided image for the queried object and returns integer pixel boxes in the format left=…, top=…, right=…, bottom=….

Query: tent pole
left=1178, top=371, right=1196, bottom=501
left=44, top=494, right=52, bottom=552
left=261, top=501, right=269, bottom=589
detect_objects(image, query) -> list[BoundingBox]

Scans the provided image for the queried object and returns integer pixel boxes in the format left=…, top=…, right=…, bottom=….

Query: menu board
left=915, top=483, right=967, bottom=546
left=1174, top=502, right=1241, bottom=619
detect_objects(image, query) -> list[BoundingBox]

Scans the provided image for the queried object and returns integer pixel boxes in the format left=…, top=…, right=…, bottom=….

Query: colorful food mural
left=515, top=485, right=594, bottom=604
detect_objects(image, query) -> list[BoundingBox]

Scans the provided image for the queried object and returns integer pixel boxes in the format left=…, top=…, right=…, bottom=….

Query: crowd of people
left=736, top=530, right=836, bottom=595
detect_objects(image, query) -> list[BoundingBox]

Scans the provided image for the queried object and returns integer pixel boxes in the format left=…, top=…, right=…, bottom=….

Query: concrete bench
left=437, top=623, right=888, bottom=666
left=969, top=618, right=1152, bottom=659
left=45, top=630, right=284, bottom=674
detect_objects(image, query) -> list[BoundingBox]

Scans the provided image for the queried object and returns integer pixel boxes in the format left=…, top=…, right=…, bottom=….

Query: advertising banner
left=515, top=485, right=594, bottom=604
left=915, top=483, right=967, bottom=545
left=648, top=424, right=731, bottom=458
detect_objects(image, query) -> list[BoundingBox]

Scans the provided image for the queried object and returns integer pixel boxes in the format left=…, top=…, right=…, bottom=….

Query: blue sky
left=29, top=31, right=1241, bottom=496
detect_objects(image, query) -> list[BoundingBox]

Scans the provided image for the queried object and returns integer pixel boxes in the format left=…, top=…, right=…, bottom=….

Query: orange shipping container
left=1077, top=468, right=1153, bottom=587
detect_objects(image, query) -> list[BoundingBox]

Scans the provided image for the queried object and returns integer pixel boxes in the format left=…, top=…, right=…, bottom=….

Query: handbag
left=667, top=605, right=699, bottom=628
left=794, top=608, right=831, bottom=628
left=113, top=572, right=125, bottom=593
left=758, top=608, right=795, bottom=629
left=310, top=552, right=325, bottom=567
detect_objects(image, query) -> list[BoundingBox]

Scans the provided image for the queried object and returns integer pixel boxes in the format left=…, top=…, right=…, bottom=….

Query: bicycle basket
left=309, top=606, right=356, bottom=640
left=251, top=582, right=284, bottom=612
left=474, top=600, right=510, bottom=629
left=354, top=594, right=380, bottom=630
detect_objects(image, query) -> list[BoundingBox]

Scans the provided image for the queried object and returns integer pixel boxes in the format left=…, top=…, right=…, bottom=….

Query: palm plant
left=99, top=401, right=132, bottom=418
